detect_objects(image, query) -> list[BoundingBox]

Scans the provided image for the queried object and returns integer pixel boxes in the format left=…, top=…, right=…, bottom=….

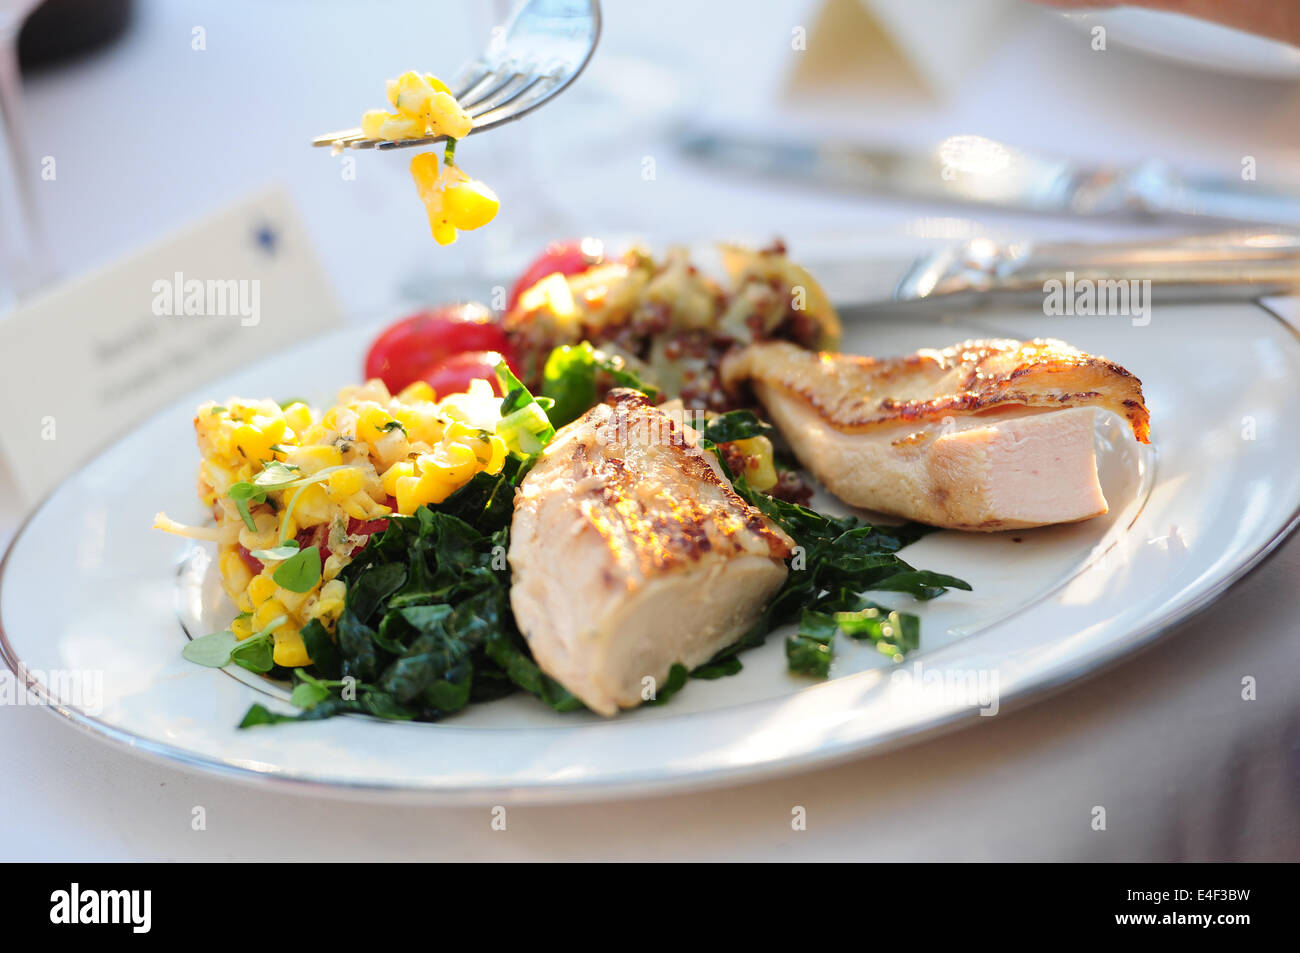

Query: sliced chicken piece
left=509, top=389, right=794, bottom=716
left=721, top=339, right=1150, bottom=532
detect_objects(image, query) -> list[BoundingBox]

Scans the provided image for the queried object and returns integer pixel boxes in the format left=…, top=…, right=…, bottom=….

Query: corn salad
left=156, top=379, right=508, bottom=668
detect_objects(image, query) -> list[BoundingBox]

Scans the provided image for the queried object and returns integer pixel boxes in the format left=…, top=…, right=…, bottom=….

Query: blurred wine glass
left=0, top=0, right=48, bottom=309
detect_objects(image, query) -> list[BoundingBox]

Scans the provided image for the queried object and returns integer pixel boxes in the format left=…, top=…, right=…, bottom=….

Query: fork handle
left=897, top=230, right=1300, bottom=303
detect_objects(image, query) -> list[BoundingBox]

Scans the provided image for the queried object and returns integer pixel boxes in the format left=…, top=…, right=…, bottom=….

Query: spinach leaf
left=646, top=663, right=689, bottom=706
left=702, top=463, right=972, bottom=678
left=786, top=611, right=837, bottom=678
left=702, top=409, right=773, bottom=445
left=239, top=703, right=297, bottom=727
left=299, top=619, right=341, bottom=679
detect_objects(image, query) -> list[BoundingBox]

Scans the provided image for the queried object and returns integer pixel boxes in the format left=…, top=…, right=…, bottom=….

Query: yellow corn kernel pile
left=165, top=378, right=509, bottom=668
left=362, top=71, right=473, bottom=141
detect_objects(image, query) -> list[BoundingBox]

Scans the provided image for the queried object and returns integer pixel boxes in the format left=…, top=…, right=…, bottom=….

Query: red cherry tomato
left=507, top=238, right=605, bottom=311
left=421, top=350, right=512, bottom=398
left=365, top=303, right=512, bottom=394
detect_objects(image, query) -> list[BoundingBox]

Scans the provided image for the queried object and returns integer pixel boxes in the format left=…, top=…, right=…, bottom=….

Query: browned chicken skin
left=722, top=339, right=1151, bottom=532
left=508, top=390, right=794, bottom=715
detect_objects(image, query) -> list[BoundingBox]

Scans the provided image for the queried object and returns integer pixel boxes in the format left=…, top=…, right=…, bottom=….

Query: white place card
left=0, top=186, right=342, bottom=503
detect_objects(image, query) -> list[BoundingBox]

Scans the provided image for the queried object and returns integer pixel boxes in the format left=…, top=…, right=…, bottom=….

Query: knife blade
left=680, top=130, right=1300, bottom=228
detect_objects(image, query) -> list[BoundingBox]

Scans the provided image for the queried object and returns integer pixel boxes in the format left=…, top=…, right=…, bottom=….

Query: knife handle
left=897, top=230, right=1300, bottom=303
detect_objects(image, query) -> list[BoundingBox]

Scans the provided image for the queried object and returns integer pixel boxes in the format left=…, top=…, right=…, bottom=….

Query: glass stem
left=0, top=24, right=52, bottom=300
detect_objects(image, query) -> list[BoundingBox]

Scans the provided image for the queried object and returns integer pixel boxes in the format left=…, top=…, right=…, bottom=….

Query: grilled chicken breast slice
left=721, top=339, right=1150, bottom=532
left=509, top=390, right=794, bottom=716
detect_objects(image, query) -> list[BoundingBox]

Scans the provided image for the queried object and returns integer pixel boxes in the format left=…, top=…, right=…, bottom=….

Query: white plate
left=3, top=301, right=1299, bottom=803
left=1060, top=9, right=1300, bottom=81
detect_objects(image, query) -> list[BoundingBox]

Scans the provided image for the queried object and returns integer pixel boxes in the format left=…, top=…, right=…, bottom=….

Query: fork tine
left=375, top=134, right=444, bottom=151
left=456, top=64, right=517, bottom=110
left=450, top=62, right=490, bottom=100
left=466, top=70, right=536, bottom=116
left=313, top=128, right=362, bottom=147
left=470, top=70, right=562, bottom=128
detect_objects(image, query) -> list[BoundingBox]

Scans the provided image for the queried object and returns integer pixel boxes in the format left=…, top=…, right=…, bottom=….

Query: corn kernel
left=293, top=483, right=333, bottom=526
left=253, top=415, right=287, bottom=446
left=326, top=467, right=365, bottom=503
left=429, top=90, right=473, bottom=139
left=276, top=584, right=312, bottom=614
left=355, top=402, right=395, bottom=444
left=733, top=436, right=778, bottom=492
left=432, top=218, right=457, bottom=246
left=310, top=579, right=346, bottom=625
left=361, top=108, right=390, bottom=139
left=410, top=151, right=439, bottom=191
left=252, top=598, right=288, bottom=630
left=415, top=470, right=457, bottom=506
left=393, top=70, right=435, bottom=119
left=342, top=498, right=373, bottom=522
left=231, top=423, right=275, bottom=462
left=419, top=442, right=476, bottom=484
left=272, top=625, right=312, bottom=668
left=395, top=474, right=423, bottom=515
left=380, top=113, right=425, bottom=140
left=381, top=460, right=415, bottom=497
left=484, top=435, right=507, bottom=475
left=286, top=443, right=343, bottom=474
left=443, top=177, right=499, bottom=230
left=398, top=380, right=435, bottom=403
left=282, top=401, right=312, bottom=433
left=247, top=573, right=277, bottom=607
left=231, top=615, right=254, bottom=641
left=218, top=549, right=254, bottom=601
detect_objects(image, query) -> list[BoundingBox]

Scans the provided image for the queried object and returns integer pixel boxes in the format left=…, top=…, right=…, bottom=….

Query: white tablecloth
left=2, top=0, right=1299, bottom=860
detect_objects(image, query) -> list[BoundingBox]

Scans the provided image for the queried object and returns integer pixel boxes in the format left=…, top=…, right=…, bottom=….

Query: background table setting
left=1, top=0, right=1298, bottom=861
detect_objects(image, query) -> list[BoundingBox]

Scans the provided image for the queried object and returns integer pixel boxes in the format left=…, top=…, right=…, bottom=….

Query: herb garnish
left=542, top=341, right=661, bottom=428
left=272, top=544, right=321, bottom=593
left=182, top=614, right=287, bottom=673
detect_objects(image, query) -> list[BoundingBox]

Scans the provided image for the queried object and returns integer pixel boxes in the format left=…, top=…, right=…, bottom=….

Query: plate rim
left=3, top=299, right=1299, bottom=804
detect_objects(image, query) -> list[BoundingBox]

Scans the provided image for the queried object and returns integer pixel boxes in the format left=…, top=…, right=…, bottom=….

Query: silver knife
left=806, top=230, right=1300, bottom=309
left=680, top=131, right=1300, bottom=227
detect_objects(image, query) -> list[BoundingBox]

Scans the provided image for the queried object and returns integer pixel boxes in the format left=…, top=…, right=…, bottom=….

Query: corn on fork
left=313, top=0, right=601, bottom=153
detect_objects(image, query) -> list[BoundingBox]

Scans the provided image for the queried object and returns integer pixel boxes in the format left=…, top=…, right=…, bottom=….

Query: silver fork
left=313, top=0, right=601, bottom=153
